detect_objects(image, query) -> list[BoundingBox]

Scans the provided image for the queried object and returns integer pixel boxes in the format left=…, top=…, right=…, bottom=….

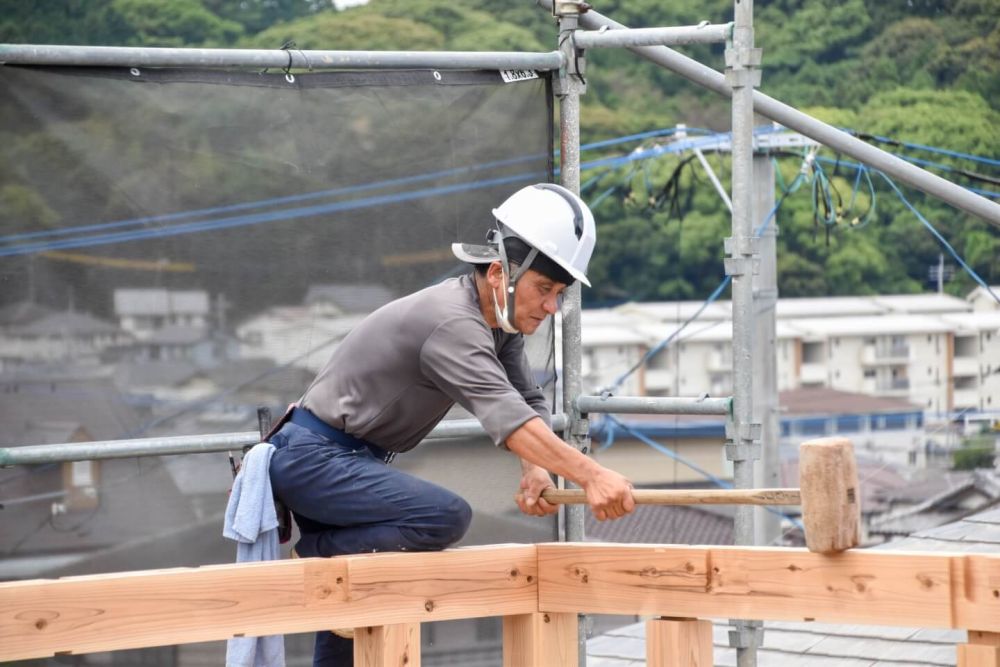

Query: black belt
left=288, top=407, right=395, bottom=464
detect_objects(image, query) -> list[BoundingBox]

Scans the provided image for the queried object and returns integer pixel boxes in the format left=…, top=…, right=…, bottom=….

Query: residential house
left=113, top=288, right=210, bottom=341
left=967, top=285, right=1000, bottom=312
left=236, top=282, right=395, bottom=373
left=0, top=310, right=128, bottom=366
left=303, top=282, right=396, bottom=316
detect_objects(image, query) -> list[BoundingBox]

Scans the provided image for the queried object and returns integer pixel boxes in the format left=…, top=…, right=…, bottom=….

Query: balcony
left=707, top=350, right=733, bottom=372
left=4, top=543, right=999, bottom=666
left=800, top=362, right=827, bottom=385
left=953, top=388, right=980, bottom=409
left=643, top=368, right=675, bottom=392
left=875, top=377, right=910, bottom=396
left=862, top=344, right=911, bottom=365
left=953, top=357, right=980, bottom=377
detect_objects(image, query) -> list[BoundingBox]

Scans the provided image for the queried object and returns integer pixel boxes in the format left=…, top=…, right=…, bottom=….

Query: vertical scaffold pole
left=725, top=0, right=764, bottom=664
left=555, top=4, right=588, bottom=665
left=753, top=152, right=781, bottom=547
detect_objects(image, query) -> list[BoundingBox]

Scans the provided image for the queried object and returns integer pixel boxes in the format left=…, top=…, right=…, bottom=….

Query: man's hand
left=582, top=466, right=635, bottom=521
left=505, top=417, right=634, bottom=522
left=516, top=464, right=558, bottom=517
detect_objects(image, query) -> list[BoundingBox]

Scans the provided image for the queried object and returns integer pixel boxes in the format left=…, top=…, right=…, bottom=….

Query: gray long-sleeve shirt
left=301, top=274, right=551, bottom=453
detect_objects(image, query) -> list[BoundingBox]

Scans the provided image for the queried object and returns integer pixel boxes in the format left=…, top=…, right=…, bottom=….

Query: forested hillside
left=2, top=0, right=997, bottom=303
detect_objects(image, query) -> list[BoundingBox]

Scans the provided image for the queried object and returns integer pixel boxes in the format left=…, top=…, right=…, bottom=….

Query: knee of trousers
left=415, top=495, right=473, bottom=549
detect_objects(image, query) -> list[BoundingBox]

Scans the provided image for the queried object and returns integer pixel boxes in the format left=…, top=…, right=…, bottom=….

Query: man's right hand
left=582, top=466, right=635, bottom=521
left=505, top=417, right=635, bottom=522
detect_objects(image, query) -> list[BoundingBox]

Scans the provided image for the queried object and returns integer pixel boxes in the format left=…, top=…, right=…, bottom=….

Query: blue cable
left=606, top=168, right=807, bottom=391
left=0, top=152, right=547, bottom=247
left=0, top=170, right=547, bottom=258
left=876, top=171, right=1000, bottom=305
left=844, top=129, right=1000, bottom=168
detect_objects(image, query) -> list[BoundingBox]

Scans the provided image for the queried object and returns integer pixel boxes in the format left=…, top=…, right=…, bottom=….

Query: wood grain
left=0, top=545, right=536, bottom=661
left=537, top=544, right=1000, bottom=632
left=354, top=623, right=420, bottom=667
left=502, top=613, right=577, bottom=667
left=646, top=618, right=713, bottom=667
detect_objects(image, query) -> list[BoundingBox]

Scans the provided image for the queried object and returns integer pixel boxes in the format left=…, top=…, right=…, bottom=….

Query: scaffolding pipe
left=0, top=44, right=564, bottom=72
left=554, top=7, right=589, bottom=665
left=728, top=1, right=763, bottom=663
left=0, top=415, right=567, bottom=466
left=572, top=23, right=732, bottom=49
left=542, top=1, right=1000, bottom=225
left=728, top=0, right=759, bottom=553
left=577, top=395, right=731, bottom=415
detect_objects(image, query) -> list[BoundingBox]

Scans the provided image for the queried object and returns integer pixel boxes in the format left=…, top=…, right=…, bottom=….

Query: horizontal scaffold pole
left=0, top=44, right=564, bottom=71
left=0, top=414, right=567, bottom=466
left=541, top=2, right=1000, bottom=225
left=576, top=394, right=731, bottom=415
left=2, top=543, right=999, bottom=661
left=573, top=23, right=732, bottom=49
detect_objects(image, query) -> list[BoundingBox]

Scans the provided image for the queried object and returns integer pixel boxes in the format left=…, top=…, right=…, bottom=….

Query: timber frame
left=3, top=543, right=1000, bottom=665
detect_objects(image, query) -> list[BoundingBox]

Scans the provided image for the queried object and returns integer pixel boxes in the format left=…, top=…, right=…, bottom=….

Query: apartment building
left=581, top=291, right=1000, bottom=419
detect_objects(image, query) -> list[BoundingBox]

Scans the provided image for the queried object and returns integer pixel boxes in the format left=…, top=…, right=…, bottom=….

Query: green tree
left=109, top=0, right=243, bottom=47
left=952, top=432, right=997, bottom=470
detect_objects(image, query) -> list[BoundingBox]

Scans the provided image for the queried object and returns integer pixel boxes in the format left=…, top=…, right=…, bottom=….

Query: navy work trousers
left=269, top=421, right=472, bottom=667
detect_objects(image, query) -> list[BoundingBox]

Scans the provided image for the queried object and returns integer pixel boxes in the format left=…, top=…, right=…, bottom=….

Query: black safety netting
left=0, top=64, right=556, bottom=666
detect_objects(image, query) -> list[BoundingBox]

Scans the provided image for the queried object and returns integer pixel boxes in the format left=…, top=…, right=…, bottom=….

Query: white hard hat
left=451, top=183, right=597, bottom=287
left=492, top=183, right=597, bottom=287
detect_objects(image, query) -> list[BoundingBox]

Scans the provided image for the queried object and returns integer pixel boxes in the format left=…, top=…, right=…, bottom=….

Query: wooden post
left=646, top=617, right=713, bottom=667
left=354, top=623, right=420, bottom=667
left=959, top=631, right=1000, bottom=667
left=503, top=613, right=577, bottom=667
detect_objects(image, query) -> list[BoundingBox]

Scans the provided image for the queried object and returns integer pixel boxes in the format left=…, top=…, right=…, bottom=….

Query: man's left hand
left=516, top=465, right=558, bottom=517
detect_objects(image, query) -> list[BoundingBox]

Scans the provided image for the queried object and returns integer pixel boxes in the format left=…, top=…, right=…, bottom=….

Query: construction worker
left=268, top=183, right=635, bottom=666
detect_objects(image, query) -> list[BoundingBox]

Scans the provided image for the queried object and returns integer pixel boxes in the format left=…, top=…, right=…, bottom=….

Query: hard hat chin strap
left=494, top=236, right=539, bottom=335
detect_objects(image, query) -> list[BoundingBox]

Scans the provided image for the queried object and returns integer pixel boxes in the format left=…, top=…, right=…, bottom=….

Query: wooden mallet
left=525, top=436, right=861, bottom=554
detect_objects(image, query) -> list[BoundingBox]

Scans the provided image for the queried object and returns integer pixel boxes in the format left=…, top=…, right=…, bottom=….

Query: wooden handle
left=537, top=488, right=802, bottom=506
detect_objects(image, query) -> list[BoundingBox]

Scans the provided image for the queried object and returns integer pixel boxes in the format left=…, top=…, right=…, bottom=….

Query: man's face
left=511, top=268, right=568, bottom=335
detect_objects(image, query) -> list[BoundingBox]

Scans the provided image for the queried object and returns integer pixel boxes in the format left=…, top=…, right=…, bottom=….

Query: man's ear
left=486, top=261, right=505, bottom=288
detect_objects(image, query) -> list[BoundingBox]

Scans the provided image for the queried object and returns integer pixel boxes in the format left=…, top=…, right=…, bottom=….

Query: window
left=864, top=369, right=876, bottom=378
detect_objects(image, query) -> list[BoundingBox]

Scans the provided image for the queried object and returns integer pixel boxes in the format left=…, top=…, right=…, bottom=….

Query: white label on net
left=500, top=69, right=539, bottom=83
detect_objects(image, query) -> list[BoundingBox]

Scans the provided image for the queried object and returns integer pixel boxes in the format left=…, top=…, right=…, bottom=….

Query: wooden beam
left=502, top=613, right=577, bottom=667
left=646, top=618, right=713, bottom=667
left=355, top=623, right=420, bottom=667
left=537, top=544, right=1000, bottom=632
left=958, top=631, right=1000, bottom=667
left=0, top=545, right=537, bottom=662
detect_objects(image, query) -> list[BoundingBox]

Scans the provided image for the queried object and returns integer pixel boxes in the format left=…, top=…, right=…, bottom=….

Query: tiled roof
left=8, top=311, right=120, bottom=336
left=303, top=283, right=396, bottom=313
left=586, top=503, right=733, bottom=545
left=0, top=301, right=56, bottom=327
left=778, top=387, right=921, bottom=415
